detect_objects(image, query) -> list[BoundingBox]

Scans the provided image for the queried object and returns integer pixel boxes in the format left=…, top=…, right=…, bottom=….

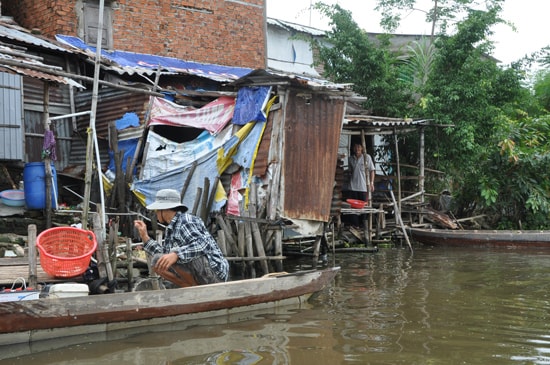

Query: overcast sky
left=266, top=0, right=550, bottom=66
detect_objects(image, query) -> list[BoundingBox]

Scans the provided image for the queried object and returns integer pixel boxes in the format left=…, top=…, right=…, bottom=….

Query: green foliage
left=533, top=70, right=550, bottom=112
left=311, top=2, right=413, bottom=116
left=404, top=7, right=550, bottom=228
left=397, top=37, right=437, bottom=100
left=312, top=1, right=550, bottom=228
left=375, top=0, right=505, bottom=34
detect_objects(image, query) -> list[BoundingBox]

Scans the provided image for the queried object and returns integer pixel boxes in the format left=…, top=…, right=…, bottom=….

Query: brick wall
left=3, top=0, right=266, bottom=69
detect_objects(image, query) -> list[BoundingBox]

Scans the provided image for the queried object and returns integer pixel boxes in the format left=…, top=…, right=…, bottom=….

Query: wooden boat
left=0, top=266, right=339, bottom=347
left=408, top=227, right=550, bottom=248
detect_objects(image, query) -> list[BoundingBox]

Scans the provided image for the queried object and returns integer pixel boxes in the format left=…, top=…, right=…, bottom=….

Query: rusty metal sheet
left=282, top=90, right=345, bottom=222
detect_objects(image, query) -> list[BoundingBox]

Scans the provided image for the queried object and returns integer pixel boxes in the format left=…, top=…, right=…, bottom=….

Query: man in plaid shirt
left=134, top=189, right=229, bottom=287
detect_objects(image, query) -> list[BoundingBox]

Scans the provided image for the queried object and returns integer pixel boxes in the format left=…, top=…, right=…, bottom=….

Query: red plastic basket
left=36, top=227, right=97, bottom=278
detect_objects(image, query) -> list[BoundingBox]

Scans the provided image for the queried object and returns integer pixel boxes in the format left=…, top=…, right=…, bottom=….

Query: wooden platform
left=0, top=257, right=64, bottom=286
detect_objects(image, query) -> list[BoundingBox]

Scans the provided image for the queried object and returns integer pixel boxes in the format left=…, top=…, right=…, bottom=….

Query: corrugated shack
left=1, top=27, right=356, bottom=277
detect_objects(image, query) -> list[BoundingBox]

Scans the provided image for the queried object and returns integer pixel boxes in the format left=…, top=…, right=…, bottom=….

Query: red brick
left=4, top=0, right=265, bottom=69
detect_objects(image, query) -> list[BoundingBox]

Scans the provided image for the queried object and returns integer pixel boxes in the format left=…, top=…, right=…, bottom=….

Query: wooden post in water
left=94, top=210, right=114, bottom=281
left=126, top=237, right=133, bottom=291
left=27, top=224, right=37, bottom=289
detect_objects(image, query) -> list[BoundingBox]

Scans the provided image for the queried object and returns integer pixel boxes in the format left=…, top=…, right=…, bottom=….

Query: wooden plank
left=0, top=260, right=68, bottom=285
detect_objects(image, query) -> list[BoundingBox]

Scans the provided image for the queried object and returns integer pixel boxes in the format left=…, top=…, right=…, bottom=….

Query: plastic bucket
left=23, top=162, right=58, bottom=209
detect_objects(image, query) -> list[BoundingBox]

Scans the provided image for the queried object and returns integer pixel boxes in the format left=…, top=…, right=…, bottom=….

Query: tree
left=418, top=8, right=549, bottom=228
left=533, top=69, right=550, bottom=112
left=312, top=2, right=550, bottom=228
left=375, top=0, right=505, bottom=36
left=311, top=2, right=413, bottom=116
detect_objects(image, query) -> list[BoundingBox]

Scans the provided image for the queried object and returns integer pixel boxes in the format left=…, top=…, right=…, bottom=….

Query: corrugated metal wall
left=0, top=72, right=23, bottom=161
left=69, top=89, right=149, bottom=170
left=282, top=90, right=345, bottom=222
left=23, top=76, right=72, bottom=169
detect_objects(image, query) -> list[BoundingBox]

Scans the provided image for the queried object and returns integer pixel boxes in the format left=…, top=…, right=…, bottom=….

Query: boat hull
left=0, top=267, right=339, bottom=346
left=408, top=228, right=550, bottom=248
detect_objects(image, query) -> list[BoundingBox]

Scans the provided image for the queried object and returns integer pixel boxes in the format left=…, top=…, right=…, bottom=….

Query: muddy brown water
left=2, top=244, right=550, bottom=364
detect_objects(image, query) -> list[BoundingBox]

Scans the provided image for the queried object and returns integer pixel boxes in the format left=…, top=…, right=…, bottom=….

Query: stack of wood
left=213, top=183, right=283, bottom=278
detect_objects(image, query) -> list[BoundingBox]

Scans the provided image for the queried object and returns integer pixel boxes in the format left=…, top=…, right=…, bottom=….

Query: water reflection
left=3, top=246, right=550, bottom=364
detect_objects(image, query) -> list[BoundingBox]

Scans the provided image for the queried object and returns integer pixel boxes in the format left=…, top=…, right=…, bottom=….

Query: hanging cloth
left=42, top=130, right=57, bottom=161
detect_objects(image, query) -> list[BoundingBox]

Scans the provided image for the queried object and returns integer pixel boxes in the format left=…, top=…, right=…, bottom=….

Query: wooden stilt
left=27, top=225, right=37, bottom=289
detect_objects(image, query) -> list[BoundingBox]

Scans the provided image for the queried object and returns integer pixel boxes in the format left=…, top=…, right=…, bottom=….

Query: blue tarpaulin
left=55, top=35, right=253, bottom=82
left=232, top=86, right=272, bottom=125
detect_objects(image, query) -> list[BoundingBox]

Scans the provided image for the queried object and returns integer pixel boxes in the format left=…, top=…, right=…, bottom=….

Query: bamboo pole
left=226, top=256, right=286, bottom=262
left=0, top=58, right=164, bottom=98
left=389, top=190, right=413, bottom=253
left=82, top=0, right=106, bottom=234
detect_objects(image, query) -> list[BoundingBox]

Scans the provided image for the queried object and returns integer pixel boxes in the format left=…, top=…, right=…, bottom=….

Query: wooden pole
left=128, top=67, right=162, bottom=181
left=200, top=177, right=210, bottom=223
left=192, top=187, right=202, bottom=216
left=244, top=221, right=255, bottom=278
left=389, top=190, right=413, bottom=252
left=94, top=210, right=114, bottom=281
left=27, top=224, right=37, bottom=289
left=83, top=0, right=106, bottom=232
left=249, top=183, right=268, bottom=274
left=419, top=126, right=426, bottom=224
left=43, top=82, right=53, bottom=228
left=126, top=237, right=133, bottom=291
left=215, top=215, right=239, bottom=256
left=393, top=130, right=402, bottom=213
left=360, top=129, right=372, bottom=246
left=180, top=161, right=198, bottom=199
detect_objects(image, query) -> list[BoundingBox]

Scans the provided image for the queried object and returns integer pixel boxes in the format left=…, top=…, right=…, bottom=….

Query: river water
left=3, top=244, right=550, bottom=364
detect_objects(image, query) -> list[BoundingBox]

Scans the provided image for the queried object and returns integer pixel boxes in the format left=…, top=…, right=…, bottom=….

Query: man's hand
left=133, top=220, right=149, bottom=242
left=155, top=252, right=178, bottom=272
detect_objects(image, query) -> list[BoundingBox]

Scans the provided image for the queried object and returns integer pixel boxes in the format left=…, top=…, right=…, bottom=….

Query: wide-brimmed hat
left=146, top=189, right=187, bottom=211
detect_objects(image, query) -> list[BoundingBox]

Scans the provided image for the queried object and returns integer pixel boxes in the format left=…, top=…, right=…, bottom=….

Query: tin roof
left=0, top=24, right=82, bottom=87
left=232, top=68, right=353, bottom=92
left=267, top=18, right=326, bottom=37
left=0, top=23, right=72, bottom=53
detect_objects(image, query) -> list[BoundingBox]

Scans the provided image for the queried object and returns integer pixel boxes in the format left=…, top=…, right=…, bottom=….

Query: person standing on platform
left=348, top=143, right=376, bottom=227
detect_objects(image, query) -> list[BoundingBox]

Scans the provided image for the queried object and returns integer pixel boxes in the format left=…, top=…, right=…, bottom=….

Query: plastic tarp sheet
left=226, top=121, right=267, bottom=215
left=232, top=86, right=272, bottom=125
left=140, top=125, right=233, bottom=180
left=132, top=122, right=260, bottom=211
left=107, top=113, right=140, bottom=175
left=55, top=35, right=253, bottom=82
left=148, top=96, right=235, bottom=134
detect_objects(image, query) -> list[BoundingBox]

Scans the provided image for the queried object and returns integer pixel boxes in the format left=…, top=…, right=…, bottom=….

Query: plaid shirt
left=143, top=211, right=229, bottom=281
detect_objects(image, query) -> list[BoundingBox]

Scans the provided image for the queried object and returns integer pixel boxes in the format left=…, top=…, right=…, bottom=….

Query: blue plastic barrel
left=23, top=162, right=58, bottom=209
